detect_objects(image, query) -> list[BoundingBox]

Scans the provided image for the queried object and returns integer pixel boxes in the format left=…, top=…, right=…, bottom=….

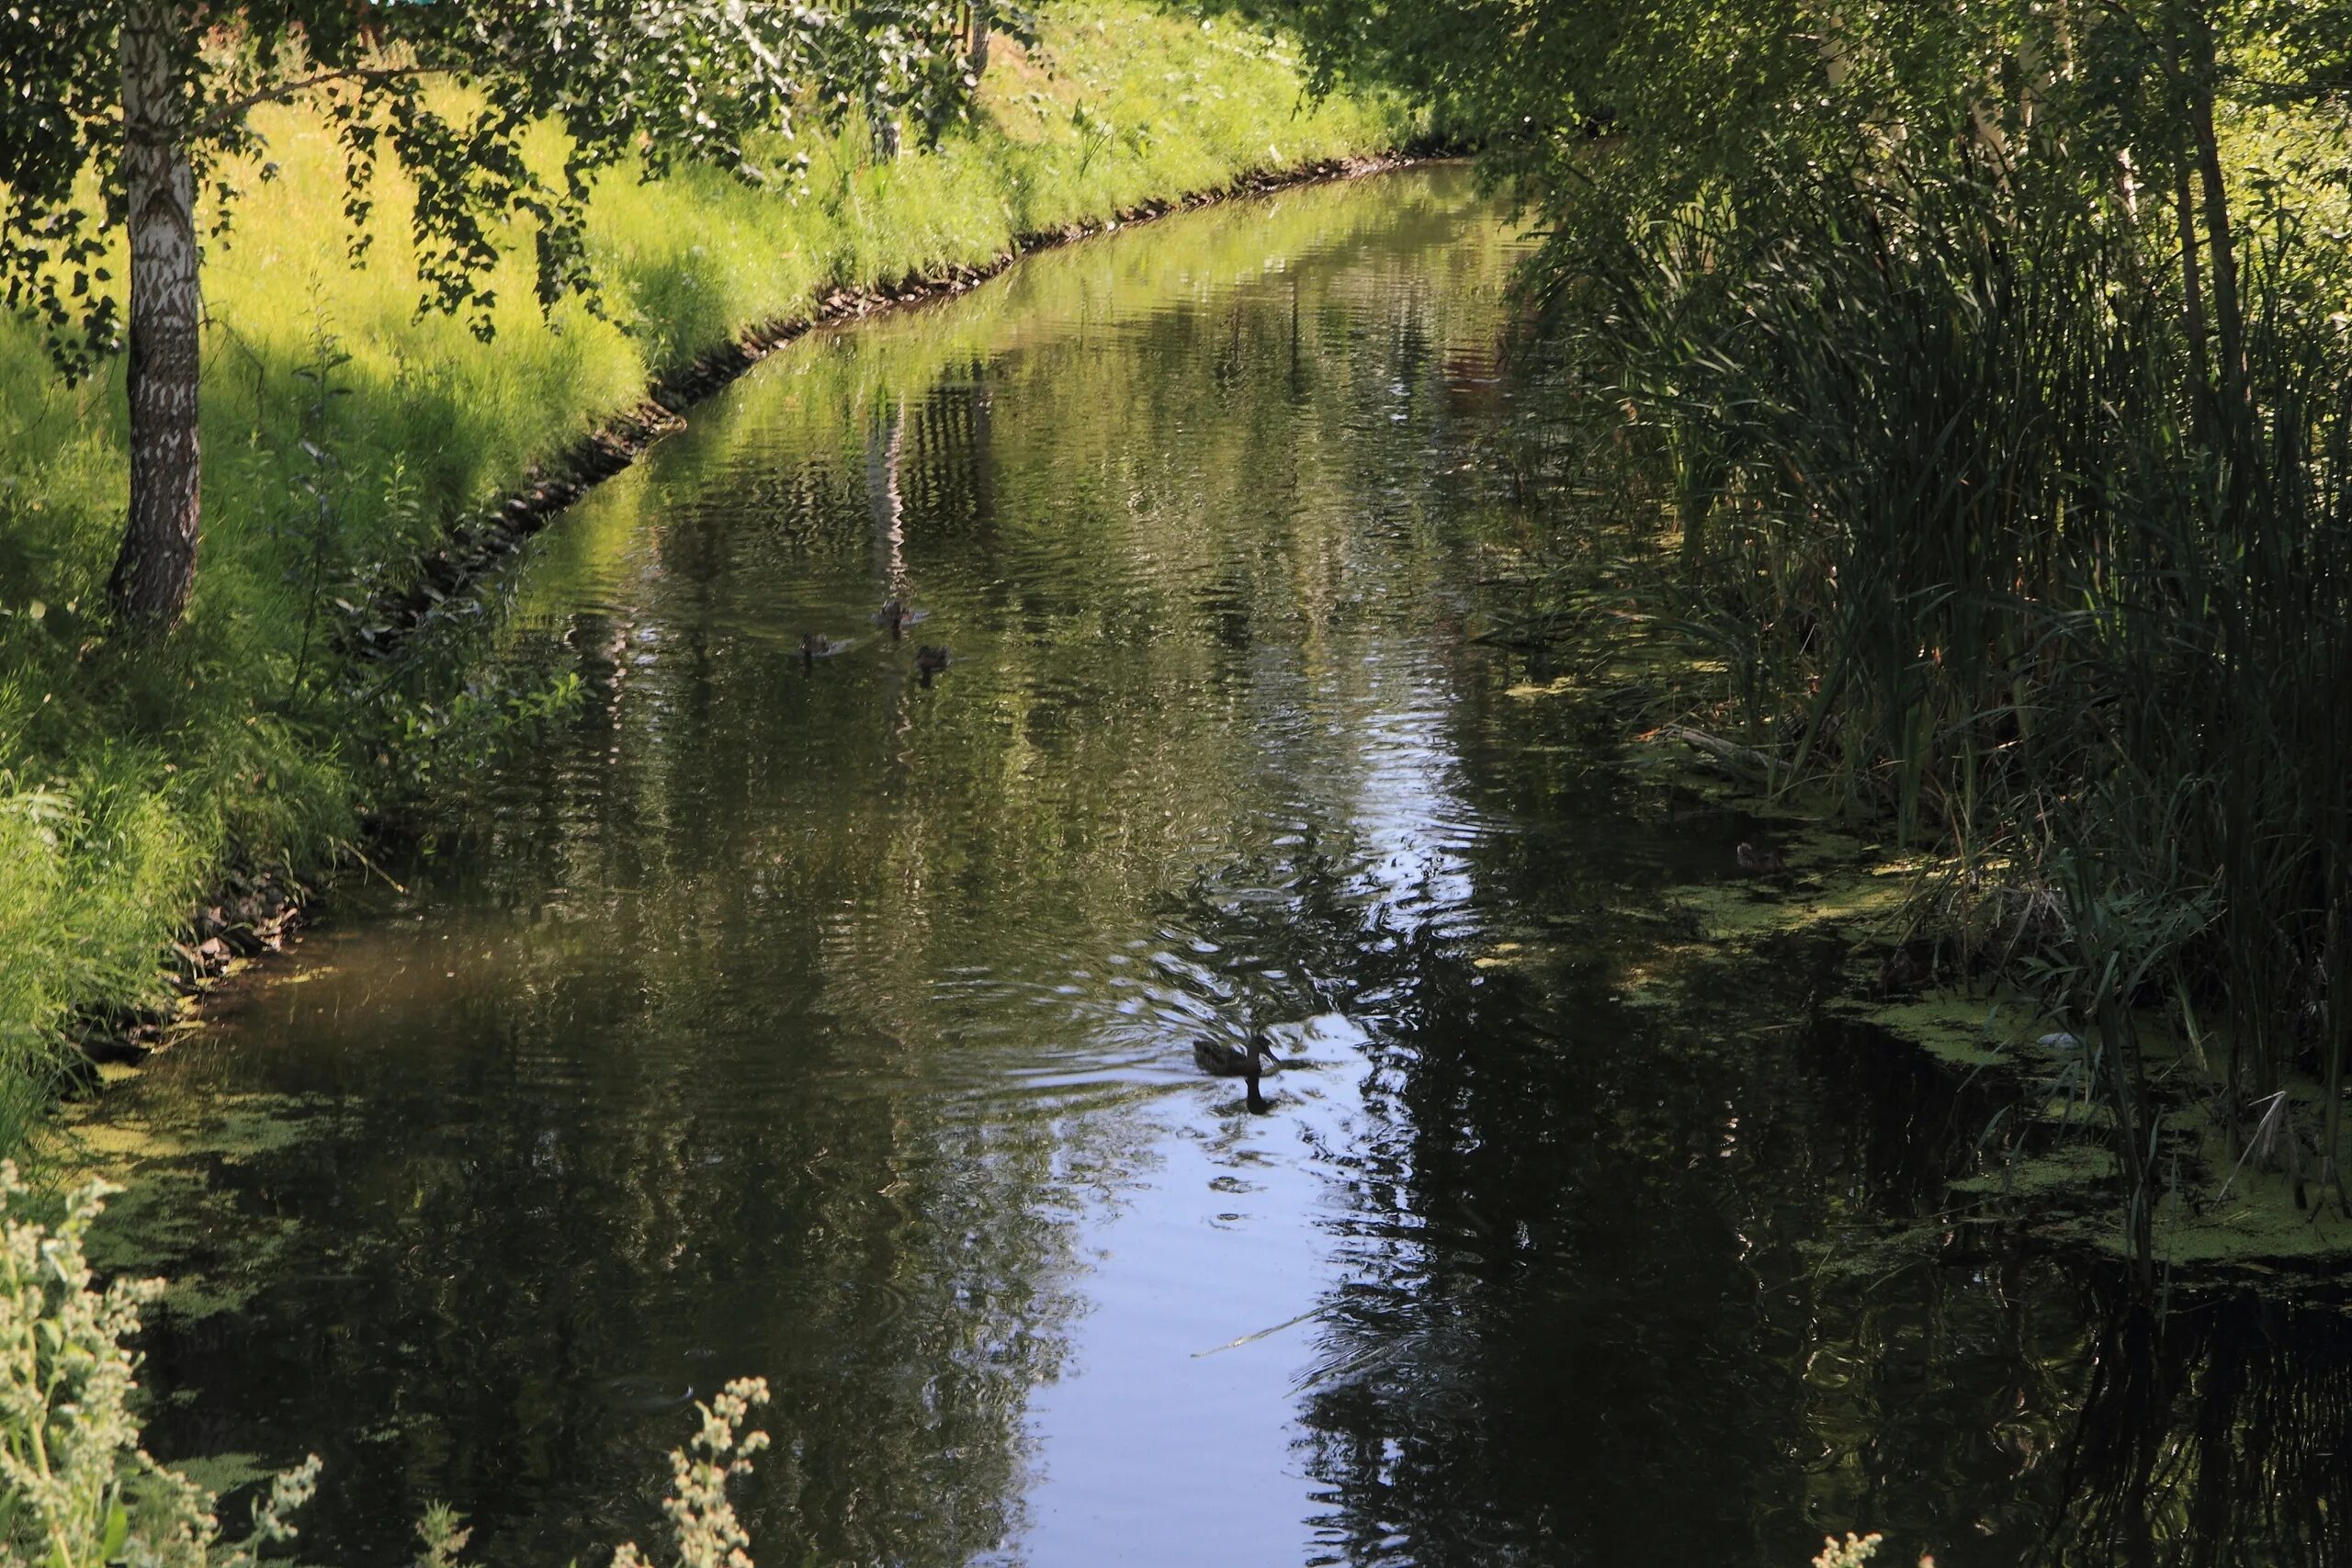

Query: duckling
left=1735, top=841, right=1787, bottom=876
left=1879, top=944, right=1927, bottom=993
left=874, top=600, right=931, bottom=639
left=800, top=632, right=848, bottom=667
left=915, top=644, right=951, bottom=686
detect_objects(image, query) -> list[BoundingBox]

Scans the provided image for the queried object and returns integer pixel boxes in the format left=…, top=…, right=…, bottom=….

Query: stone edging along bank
left=78, top=151, right=1427, bottom=1074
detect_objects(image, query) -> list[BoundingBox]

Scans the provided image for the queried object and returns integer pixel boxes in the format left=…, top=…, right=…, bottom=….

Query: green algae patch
left=1860, top=986, right=2352, bottom=1268
left=61, top=1089, right=323, bottom=1170
left=1597, top=855, right=1893, bottom=1016
left=1609, top=740, right=2352, bottom=1275
left=1997, top=1155, right=2352, bottom=1269
left=75, top=1156, right=301, bottom=1325
left=1700, top=867, right=1912, bottom=945
left=1836, top=989, right=2050, bottom=1069
left=2132, top=1084, right=2352, bottom=1267
left=2146, top=1172, right=2352, bottom=1265
left=1603, top=821, right=1917, bottom=1010
left=1953, top=1140, right=2116, bottom=1199
left=61, top=1088, right=325, bottom=1324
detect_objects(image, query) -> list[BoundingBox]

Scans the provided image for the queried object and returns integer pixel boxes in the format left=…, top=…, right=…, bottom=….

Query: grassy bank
left=0, top=1, right=1413, bottom=1140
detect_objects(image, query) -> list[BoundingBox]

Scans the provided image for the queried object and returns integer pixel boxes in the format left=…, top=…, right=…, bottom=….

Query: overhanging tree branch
left=195, top=62, right=448, bottom=141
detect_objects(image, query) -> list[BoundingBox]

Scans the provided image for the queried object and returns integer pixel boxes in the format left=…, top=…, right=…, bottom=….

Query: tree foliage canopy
left=0, top=1, right=993, bottom=382
left=1244, top=0, right=2352, bottom=245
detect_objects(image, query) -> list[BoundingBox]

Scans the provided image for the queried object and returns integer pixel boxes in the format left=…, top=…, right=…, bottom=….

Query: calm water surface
left=85, top=167, right=2352, bottom=1567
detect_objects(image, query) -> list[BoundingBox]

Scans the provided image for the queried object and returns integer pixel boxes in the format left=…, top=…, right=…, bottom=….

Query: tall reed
left=1537, top=116, right=2352, bottom=1280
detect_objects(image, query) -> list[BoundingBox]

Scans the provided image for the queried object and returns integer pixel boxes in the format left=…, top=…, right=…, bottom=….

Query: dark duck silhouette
left=1195, top=1033, right=1281, bottom=1114
left=1735, top=841, right=1787, bottom=875
left=874, top=600, right=930, bottom=640
left=915, top=644, right=951, bottom=686
left=800, top=633, right=849, bottom=667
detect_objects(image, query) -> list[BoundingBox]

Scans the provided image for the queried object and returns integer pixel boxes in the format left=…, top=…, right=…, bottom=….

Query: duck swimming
left=800, top=633, right=849, bottom=667
left=1735, top=841, right=1787, bottom=875
left=915, top=644, right=951, bottom=685
left=874, top=601, right=930, bottom=639
left=1193, top=1034, right=1282, bottom=1077
left=1194, top=1033, right=1281, bottom=1114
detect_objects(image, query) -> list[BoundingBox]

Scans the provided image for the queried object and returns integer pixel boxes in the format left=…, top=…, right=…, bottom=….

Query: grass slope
left=0, top=2, right=1413, bottom=1137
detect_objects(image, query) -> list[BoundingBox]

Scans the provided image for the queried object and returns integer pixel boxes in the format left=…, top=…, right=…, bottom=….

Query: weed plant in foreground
left=0, top=1161, right=770, bottom=1567
left=0, top=1, right=1414, bottom=1152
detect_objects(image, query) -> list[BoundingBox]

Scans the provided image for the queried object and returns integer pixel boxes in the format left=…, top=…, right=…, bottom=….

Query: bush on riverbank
left=0, top=2, right=1412, bottom=1146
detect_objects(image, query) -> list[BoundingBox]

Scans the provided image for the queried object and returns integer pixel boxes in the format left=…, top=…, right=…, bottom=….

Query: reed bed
left=1516, top=107, right=2352, bottom=1279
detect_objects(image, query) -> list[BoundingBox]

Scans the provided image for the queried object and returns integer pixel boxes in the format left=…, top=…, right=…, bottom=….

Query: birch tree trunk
left=107, top=1, right=203, bottom=627
left=967, top=3, right=991, bottom=79
left=868, top=84, right=902, bottom=161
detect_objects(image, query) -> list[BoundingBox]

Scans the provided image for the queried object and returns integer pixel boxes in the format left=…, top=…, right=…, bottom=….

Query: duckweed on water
left=1849, top=953, right=2352, bottom=1268
left=1606, top=752, right=2352, bottom=1272
left=62, top=1086, right=327, bottom=1323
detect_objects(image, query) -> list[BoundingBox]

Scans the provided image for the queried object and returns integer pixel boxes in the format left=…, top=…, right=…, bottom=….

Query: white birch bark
left=107, top=0, right=203, bottom=626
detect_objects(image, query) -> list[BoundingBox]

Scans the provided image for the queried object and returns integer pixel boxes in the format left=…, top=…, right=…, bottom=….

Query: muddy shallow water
left=82, top=166, right=2352, bottom=1567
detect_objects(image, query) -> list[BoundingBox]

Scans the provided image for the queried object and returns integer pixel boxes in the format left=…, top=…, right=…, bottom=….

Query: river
left=78, top=164, right=2352, bottom=1568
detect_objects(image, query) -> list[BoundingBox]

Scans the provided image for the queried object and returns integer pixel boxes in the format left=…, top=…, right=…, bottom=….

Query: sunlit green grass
left=0, top=1, right=1414, bottom=1147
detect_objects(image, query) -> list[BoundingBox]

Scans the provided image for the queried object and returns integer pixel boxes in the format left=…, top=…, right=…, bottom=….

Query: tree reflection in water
left=2038, top=1296, right=2352, bottom=1567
